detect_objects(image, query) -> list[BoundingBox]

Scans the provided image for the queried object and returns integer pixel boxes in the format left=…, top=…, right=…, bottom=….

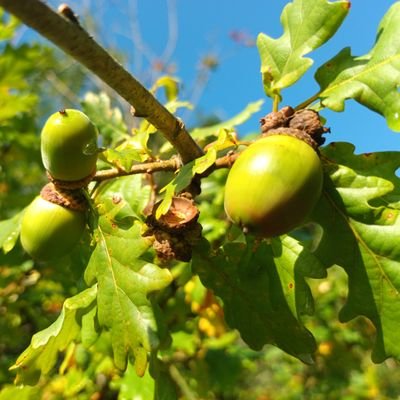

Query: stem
left=272, top=94, right=280, bottom=112
left=93, top=151, right=240, bottom=182
left=93, top=158, right=181, bottom=182
left=168, top=364, right=197, bottom=400
left=294, top=91, right=322, bottom=111
left=0, top=0, right=204, bottom=164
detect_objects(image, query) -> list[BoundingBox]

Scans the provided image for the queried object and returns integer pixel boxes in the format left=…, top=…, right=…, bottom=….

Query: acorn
left=41, top=109, right=98, bottom=182
left=223, top=131, right=323, bottom=238
left=20, top=184, right=87, bottom=262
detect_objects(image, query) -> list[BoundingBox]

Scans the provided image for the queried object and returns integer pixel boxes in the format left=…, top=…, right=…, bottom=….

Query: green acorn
left=41, top=109, right=98, bottom=182
left=20, top=184, right=87, bottom=261
left=224, top=131, right=323, bottom=238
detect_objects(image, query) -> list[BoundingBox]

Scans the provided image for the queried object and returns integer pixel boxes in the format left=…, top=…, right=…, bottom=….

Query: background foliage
left=1, top=1, right=400, bottom=399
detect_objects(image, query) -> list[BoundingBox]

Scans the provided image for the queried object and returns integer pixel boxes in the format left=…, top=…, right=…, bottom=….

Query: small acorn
left=20, top=185, right=87, bottom=262
left=41, top=109, right=98, bottom=182
left=224, top=132, right=323, bottom=238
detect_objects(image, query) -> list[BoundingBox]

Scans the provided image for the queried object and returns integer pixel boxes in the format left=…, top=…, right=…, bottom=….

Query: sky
left=37, top=0, right=400, bottom=155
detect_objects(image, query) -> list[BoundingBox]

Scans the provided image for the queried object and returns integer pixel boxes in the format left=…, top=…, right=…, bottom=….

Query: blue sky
left=42, top=0, right=400, bottom=154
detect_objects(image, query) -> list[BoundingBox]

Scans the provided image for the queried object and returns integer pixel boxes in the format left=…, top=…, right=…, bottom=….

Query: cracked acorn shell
left=224, top=134, right=323, bottom=238
left=41, top=109, right=98, bottom=181
left=20, top=196, right=86, bottom=261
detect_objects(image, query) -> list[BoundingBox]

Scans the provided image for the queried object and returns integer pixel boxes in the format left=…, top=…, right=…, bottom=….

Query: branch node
left=58, top=4, right=81, bottom=26
left=130, top=105, right=148, bottom=119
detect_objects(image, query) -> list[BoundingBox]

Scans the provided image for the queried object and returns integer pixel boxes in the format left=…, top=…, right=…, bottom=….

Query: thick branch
left=0, top=0, right=204, bottom=164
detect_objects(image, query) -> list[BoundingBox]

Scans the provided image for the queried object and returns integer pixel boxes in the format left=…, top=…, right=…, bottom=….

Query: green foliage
left=192, top=234, right=325, bottom=362
left=314, top=142, right=400, bottom=363
left=0, top=210, right=22, bottom=253
left=10, top=286, right=97, bottom=385
left=84, top=175, right=173, bottom=372
left=316, top=2, right=400, bottom=131
left=257, top=0, right=349, bottom=99
left=2, top=0, right=400, bottom=399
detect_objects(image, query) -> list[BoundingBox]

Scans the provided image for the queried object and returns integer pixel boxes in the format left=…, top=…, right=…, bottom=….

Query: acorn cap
left=40, top=183, right=88, bottom=212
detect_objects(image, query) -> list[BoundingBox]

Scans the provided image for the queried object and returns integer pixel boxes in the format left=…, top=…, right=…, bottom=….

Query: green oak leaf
left=156, top=161, right=195, bottom=218
left=101, top=146, right=148, bottom=172
left=316, top=3, right=400, bottom=131
left=0, top=44, right=52, bottom=122
left=0, top=210, right=23, bottom=253
left=10, top=285, right=97, bottom=385
left=85, top=190, right=173, bottom=373
left=157, top=128, right=237, bottom=218
left=0, top=9, right=20, bottom=41
left=313, top=142, right=400, bottom=362
left=151, top=76, right=180, bottom=101
left=257, top=0, right=349, bottom=98
left=94, top=174, right=152, bottom=222
left=192, top=234, right=326, bottom=363
left=193, top=128, right=237, bottom=175
left=190, top=100, right=264, bottom=141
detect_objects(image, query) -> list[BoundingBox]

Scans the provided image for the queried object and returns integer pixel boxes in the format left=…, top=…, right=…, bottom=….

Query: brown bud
left=145, top=196, right=202, bottom=262
left=289, top=109, right=329, bottom=145
left=260, top=106, right=294, bottom=133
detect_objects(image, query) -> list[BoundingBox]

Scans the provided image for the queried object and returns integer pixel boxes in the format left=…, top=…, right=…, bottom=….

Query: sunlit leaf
left=101, top=146, right=147, bottom=172
left=313, top=142, right=400, bottom=362
left=192, top=128, right=238, bottom=175
left=156, top=161, right=195, bottom=218
left=94, top=174, right=152, bottom=222
left=190, top=100, right=264, bottom=141
left=257, top=0, right=349, bottom=98
left=0, top=9, right=20, bottom=41
left=10, top=286, right=98, bottom=385
left=193, top=148, right=217, bottom=175
left=151, top=76, right=180, bottom=101
left=85, top=192, right=172, bottom=372
left=316, top=3, right=400, bottom=131
left=165, top=100, right=193, bottom=114
left=0, top=210, right=23, bottom=253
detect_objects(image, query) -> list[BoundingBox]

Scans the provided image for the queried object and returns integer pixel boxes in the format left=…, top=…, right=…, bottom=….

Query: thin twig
left=273, top=94, right=280, bottom=112
left=93, top=151, right=240, bottom=182
left=0, top=0, right=204, bottom=164
left=294, top=91, right=322, bottom=111
left=93, top=158, right=181, bottom=182
left=168, top=364, right=197, bottom=400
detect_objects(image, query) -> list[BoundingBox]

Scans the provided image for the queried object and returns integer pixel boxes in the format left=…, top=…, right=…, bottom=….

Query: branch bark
left=0, top=0, right=204, bottom=164
left=93, top=152, right=240, bottom=182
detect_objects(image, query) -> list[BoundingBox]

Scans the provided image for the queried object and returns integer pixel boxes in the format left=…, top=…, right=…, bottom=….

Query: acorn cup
left=224, top=107, right=327, bottom=238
